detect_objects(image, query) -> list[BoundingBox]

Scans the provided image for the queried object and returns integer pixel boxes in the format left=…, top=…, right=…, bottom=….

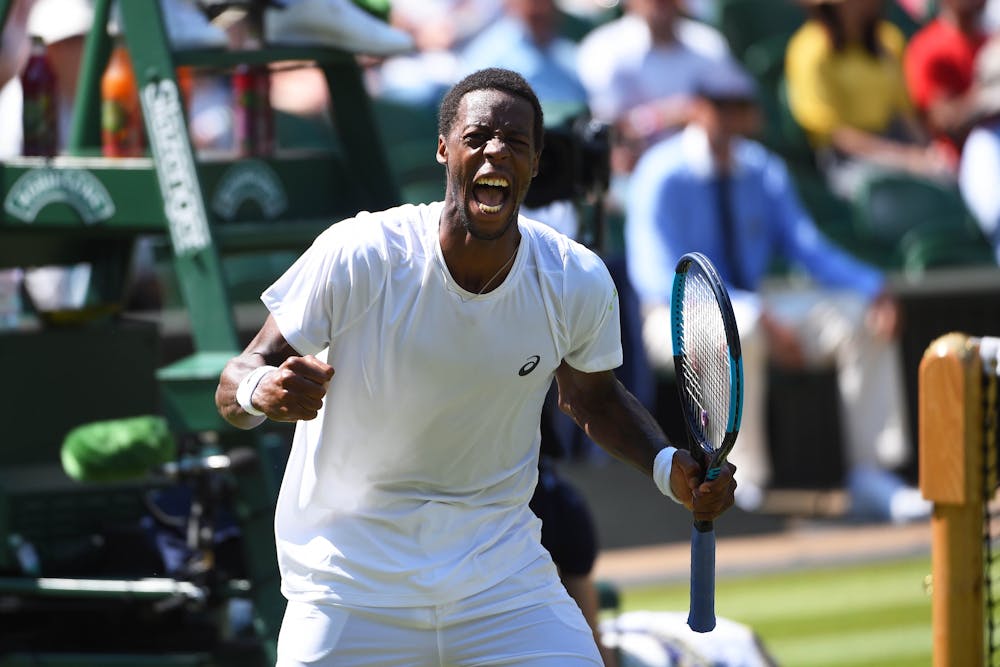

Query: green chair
left=853, top=173, right=971, bottom=248
left=714, top=0, right=806, bottom=62
left=743, top=32, right=790, bottom=89
left=791, top=169, right=884, bottom=264
left=758, top=77, right=817, bottom=169
left=371, top=98, right=442, bottom=203
left=900, top=224, right=997, bottom=274
left=745, top=34, right=792, bottom=156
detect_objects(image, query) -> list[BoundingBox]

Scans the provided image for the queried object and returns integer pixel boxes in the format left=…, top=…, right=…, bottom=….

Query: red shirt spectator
left=905, top=1, right=989, bottom=163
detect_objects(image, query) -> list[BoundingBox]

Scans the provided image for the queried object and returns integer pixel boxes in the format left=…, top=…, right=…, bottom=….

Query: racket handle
left=688, top=520, right=717, bottom=633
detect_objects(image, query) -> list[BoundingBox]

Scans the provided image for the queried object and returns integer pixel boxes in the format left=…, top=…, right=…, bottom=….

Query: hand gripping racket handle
left=688, top=519, right=717, bottom=633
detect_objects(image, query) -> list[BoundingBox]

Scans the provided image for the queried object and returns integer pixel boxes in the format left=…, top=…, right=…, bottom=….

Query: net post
left=919, top=332, right=984, bottom=667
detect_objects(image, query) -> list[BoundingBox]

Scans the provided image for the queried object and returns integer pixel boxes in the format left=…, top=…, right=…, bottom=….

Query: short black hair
left=438, top=68, right=545, bottom=151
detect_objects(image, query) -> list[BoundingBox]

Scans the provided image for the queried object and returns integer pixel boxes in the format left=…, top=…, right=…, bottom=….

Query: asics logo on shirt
left=518, top=355, right=540, bottom=376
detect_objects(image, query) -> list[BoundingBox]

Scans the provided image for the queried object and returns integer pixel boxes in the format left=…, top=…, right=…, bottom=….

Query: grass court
left=618, top=554, right=933, bottom=667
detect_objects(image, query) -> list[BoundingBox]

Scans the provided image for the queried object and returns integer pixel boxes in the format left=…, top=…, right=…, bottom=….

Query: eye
left=463, top=132, right=489, bottom=148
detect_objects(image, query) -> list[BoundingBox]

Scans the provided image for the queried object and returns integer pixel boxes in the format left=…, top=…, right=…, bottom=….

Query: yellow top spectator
left=785, top=18, right=911, bottom=147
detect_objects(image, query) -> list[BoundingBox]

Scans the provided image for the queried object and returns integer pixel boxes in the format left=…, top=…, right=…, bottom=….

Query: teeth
left=475, top=177, right=509, bottom=187
left=478, top=202, right=502, bottom=214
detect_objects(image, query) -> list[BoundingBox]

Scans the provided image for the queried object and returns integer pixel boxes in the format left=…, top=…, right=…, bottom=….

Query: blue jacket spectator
left=460, top=0, right=587, bottom=107
left=625, top=60, right=929, bottom=523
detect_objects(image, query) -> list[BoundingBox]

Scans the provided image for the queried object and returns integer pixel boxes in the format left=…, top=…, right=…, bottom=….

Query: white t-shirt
left=959, top=122, right=1000, bottom=263
left=263, top=201, right=623, bottom=607
left=577, top=14, right=731, bottom=122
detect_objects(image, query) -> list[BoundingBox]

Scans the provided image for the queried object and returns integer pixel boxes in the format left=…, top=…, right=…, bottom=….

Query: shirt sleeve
left=562, top=246, right=623, bottom=373
left=261, top=218, right=388, bottom=356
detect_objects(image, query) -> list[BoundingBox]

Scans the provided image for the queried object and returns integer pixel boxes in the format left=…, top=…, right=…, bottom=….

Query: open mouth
left=472, top=176, right=510, bottom=215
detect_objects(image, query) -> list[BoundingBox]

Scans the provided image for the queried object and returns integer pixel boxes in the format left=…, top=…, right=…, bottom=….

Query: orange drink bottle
left=101, top=42, right=144, bottom=157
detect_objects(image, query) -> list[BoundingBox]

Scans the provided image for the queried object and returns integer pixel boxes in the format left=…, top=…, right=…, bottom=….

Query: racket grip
left=687, top=521, right=717, bottom=633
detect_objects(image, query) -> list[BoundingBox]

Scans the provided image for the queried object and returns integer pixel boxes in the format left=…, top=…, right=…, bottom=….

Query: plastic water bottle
left=20, top=36, right=58, bottom=156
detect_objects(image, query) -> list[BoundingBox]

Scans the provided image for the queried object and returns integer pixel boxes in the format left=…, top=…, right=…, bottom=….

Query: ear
left=531, top=148, right=541, bottom=178
left=436, top=135, right=447, bottom=165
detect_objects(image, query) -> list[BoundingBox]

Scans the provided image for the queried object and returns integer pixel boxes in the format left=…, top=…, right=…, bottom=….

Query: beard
left=459, top=201, right=519, bottom=241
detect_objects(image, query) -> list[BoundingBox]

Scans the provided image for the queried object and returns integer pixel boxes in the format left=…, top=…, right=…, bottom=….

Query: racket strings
left=679, top=273, right=732, bottom=450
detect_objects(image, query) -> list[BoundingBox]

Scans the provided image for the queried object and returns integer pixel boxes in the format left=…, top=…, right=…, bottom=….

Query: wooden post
left=919, top=332, right=985, bottom=667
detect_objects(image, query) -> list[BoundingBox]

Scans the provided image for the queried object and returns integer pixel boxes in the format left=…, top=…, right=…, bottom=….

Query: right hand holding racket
left=669, top=449, right=737, bottom=522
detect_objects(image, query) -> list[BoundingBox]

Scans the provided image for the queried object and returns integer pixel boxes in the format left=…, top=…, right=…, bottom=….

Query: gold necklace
left=476, top=240, right=519, bottom=296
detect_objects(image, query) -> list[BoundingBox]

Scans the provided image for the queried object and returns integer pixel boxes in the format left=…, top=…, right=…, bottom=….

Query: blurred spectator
left=390, top=0, right=500, bottom=52
left=576, top=0, right=731, bottom=176
left=786, top=0, right=954, bottom=199
left=959, top=34, right=1000, bottom=263
left=461, top=0, right=587, bottom=108
left=625, top=60, right=929, bottom=522
left=904, top=0, right=990, bottom=166
left=369, top=0, right=501, bottom=104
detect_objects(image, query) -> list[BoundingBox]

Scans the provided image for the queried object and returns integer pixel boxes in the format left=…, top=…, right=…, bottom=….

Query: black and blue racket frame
left=670, top=251, right=744, bottom=633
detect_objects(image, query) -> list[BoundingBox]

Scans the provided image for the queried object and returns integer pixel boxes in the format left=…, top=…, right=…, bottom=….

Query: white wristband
left=236, top=365, right=278, bottom=417
left=653, top=446, right=681, bottom=503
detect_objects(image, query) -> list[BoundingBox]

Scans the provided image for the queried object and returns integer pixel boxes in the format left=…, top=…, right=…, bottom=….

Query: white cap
left=28, top=0, right=95, bottom=45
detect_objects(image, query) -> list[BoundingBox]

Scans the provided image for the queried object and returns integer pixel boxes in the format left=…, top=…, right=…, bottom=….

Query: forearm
left=559, top=376, right=671, bottom=477
left=214, top=315, right=302, bottom=429
left=216, top=353, right=271, bottom=430
left=557, top=364, right=736, bottom=516
left=830, top=125, right=931, bottom=172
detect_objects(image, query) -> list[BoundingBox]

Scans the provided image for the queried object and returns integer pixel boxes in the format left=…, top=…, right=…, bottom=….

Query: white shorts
left=276, top=557, right=603, bottom=667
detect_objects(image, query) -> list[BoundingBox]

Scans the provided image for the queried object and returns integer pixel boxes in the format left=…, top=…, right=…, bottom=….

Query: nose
left=483, top=136, right=510, bottom=158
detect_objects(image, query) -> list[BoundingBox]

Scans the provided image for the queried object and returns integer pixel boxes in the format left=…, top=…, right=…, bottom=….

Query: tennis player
left=215, top=67, right=737, bottom=667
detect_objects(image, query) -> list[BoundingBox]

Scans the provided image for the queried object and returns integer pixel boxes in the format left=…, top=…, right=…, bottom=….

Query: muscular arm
left=554, top=362, right=735, bottom=521
left=829, top=124, right=950, bottom=177
left=215, top=315, right=334, bottom=429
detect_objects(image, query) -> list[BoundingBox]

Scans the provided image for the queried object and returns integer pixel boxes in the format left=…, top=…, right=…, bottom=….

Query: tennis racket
left=670, top=251, right=744, bottom=633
